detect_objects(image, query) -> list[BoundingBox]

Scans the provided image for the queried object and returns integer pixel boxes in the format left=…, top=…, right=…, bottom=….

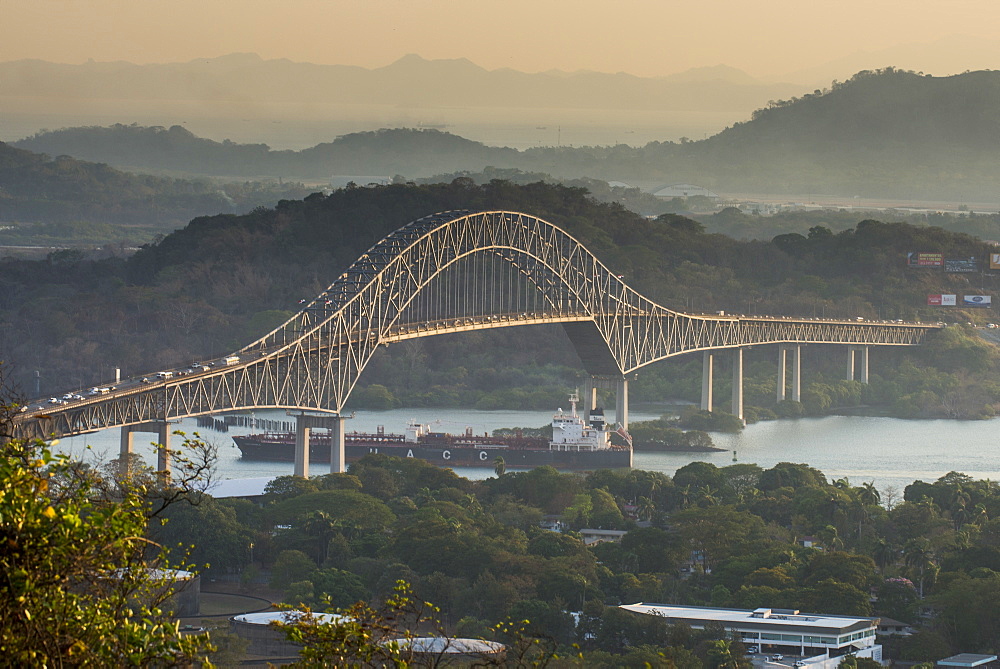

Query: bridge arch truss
left=15, top=210, right=938, bottom=441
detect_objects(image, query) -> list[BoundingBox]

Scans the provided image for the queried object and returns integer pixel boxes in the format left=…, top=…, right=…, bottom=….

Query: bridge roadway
left=11, top=209, right=942, bottom=477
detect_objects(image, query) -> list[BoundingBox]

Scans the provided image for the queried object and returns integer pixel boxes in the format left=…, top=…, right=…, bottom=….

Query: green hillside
left=0, top=141, right=313, bottom=243
left=15, top=69, right=1000, bottom=199
left=4, top=180, right=1000, bottom=420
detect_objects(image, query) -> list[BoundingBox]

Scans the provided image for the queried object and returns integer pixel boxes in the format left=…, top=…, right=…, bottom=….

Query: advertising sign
left=907, top=252, right=944, bottom=267
left=927, top=294, right=957, bottom=306
left=963, top=295, right=992, bottom=308
left=991, top=253, right=1000, bottom=270
left=945, top=258, right=978, bottom=273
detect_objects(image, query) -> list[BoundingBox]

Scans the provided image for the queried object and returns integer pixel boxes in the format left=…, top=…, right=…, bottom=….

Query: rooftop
left=232, top=611, right=347, bottom=626
left=620, top=603, right=877, bottom=634
left=938, top=654, right=999, bottom=668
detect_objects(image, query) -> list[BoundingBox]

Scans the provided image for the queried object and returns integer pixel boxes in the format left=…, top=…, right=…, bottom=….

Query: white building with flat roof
left=620, top=604, right=880, bottom=660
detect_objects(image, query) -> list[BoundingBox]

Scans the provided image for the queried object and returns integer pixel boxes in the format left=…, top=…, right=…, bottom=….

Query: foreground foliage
left=0, top=437, right=214, bottom=666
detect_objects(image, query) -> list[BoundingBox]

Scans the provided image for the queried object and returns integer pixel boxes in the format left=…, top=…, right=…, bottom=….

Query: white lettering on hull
left=442, top=450, right=451, bottom=460
left=406, top=449, right=414, bottom=458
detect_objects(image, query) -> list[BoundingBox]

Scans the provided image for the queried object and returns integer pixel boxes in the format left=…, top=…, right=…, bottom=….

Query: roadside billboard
left=928, top=294, right=957, bottom=306
left=907, top=252, right=943, bottom=267
left=991, top=253, right=1000, bottom=270
left=963, top=295, right=992, bottom=308
left=945, top=258, right=978, bottom=273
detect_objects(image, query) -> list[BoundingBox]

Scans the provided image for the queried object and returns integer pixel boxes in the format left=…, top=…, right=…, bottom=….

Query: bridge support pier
left=847, top=346, right=869, bottom=383
left=616, top=377, right=629, bottom=431
left=701, top=352, right=714, bottom=411
left=732, top=347, right=744, bottom=423
left=119, top=421, right=172, bottom=478
left=292, top=412, right=344, bottom=478
left=294, top=418, right=311, bottom=478
left=777, top=345, right=801, bottom=403
left=330, top=417, right=346, bottom=475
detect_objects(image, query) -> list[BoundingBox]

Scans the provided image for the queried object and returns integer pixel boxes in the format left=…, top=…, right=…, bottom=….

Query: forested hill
left=0, top=141, right=312, bottom=235
left=683, top=68, right=1000, bottom=196
left=5, top=179, right=1000, bottom=420
left=14, top=69, right=1000, bottom=199
left=714, top=68, right=1000, bottom=152
left=12, top=126, right=516, bottom=182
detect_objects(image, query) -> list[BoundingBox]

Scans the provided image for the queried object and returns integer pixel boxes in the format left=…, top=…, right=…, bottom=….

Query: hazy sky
left=3, top=0, right=1000, bottom=78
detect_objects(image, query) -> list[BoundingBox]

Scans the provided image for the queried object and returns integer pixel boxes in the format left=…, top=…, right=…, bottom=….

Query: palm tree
left=973, top=503, right=989, bottom=527
left=416, top=486, right=436, bottom=506
left=706, top=638, right=739, bottom=669
left=636, top=496, right=655, bottom=522
left=646, top=475, right=661, bottom=503
left=818, top=524, right=843, bottom=552
left=951, top=503, right=969, bottom=530
left=697, top=485, right=719, bottom=507
left=493, top=456, right=506, bottom=478
left=859, top=481, right=881, bottom=507
left=303, top=510, right=339, bottom=565
left=872, top=538, right=898, bottom=574
left=679, top=484, right=692, bottom=509
left=853, top=481, right=881, bottom=541
left=903, top=538, right=936, bottom=598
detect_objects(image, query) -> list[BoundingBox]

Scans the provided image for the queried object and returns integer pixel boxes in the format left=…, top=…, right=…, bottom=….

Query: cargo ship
left=232, top=393, right=632, bottom=470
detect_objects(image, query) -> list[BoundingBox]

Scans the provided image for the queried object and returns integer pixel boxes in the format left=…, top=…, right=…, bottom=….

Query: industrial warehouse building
left=620, top=604, right=881, bottom=664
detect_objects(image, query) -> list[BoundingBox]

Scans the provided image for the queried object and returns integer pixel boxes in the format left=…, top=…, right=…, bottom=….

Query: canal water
left=49, top=407, right=1000, bottom=497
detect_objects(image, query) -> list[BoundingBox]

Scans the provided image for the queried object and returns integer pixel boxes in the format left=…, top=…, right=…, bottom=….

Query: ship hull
left=232, top=435, right=632, bottom=470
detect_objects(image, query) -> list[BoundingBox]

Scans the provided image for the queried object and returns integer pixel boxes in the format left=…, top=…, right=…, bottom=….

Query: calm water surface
left=51, top=408, right=1000, bottom=497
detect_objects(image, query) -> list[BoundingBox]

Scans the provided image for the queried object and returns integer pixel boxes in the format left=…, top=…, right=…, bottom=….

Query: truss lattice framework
left=15, top=210, right=939, bottom=441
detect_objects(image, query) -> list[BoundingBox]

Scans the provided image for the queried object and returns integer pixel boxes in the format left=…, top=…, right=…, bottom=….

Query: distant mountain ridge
left=14, top=68, right=1000, bottom=200
left=0, top=52, right=801, bottom=114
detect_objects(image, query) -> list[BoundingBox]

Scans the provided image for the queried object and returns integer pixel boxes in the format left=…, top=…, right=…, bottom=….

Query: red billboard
left=927, top=294, right=957, bottom=306
left=908, top=252, right=944, bottom=267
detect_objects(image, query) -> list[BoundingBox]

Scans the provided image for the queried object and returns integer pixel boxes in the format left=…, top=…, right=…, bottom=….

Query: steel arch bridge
left=14, top=210, right=939, bottom=443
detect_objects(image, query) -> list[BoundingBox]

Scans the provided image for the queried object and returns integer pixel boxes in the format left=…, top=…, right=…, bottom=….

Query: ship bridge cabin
left=550, top=393, right=611, bottom=452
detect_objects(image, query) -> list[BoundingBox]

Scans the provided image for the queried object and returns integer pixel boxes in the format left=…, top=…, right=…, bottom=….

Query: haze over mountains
left=1, top=52, right=807, bottom=150
left=12, top=68, right=1000, bottom=202
left=4, top=41, right=999, bottom=151
left=2, top=52, right=797, bottom=110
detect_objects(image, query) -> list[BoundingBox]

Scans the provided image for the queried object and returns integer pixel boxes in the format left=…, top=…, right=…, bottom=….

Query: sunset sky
left=3, top=0, right=1000, bottom=78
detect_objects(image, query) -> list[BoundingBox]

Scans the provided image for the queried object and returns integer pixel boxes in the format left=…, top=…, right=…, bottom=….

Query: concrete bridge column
left=859, top=346, right=869, bottom=384
left=777, top=347, right=787, bottom=402
left=791, top=345, right=801, bottom=402
left=330, top=417, right=346, bottom=475
left=701, top=351, right=714, bottom=411
left=776, top=345, right=802, bottom=402
left=588, top=384, right=599, bottom=412
left=616, top=377, right=629, bottom=430
left=119, top=421, right=171, bottom=478
left=732, top=347, right=744, bottom=422
left=119, top=427, right=134, bottom=477
left=294, top=416, right=311, bottom=479
left=120, top=427, right=134, bottom=460
left=156, top=422, right=171, bottom=475
left=846, top=347, right=856, bottom=381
